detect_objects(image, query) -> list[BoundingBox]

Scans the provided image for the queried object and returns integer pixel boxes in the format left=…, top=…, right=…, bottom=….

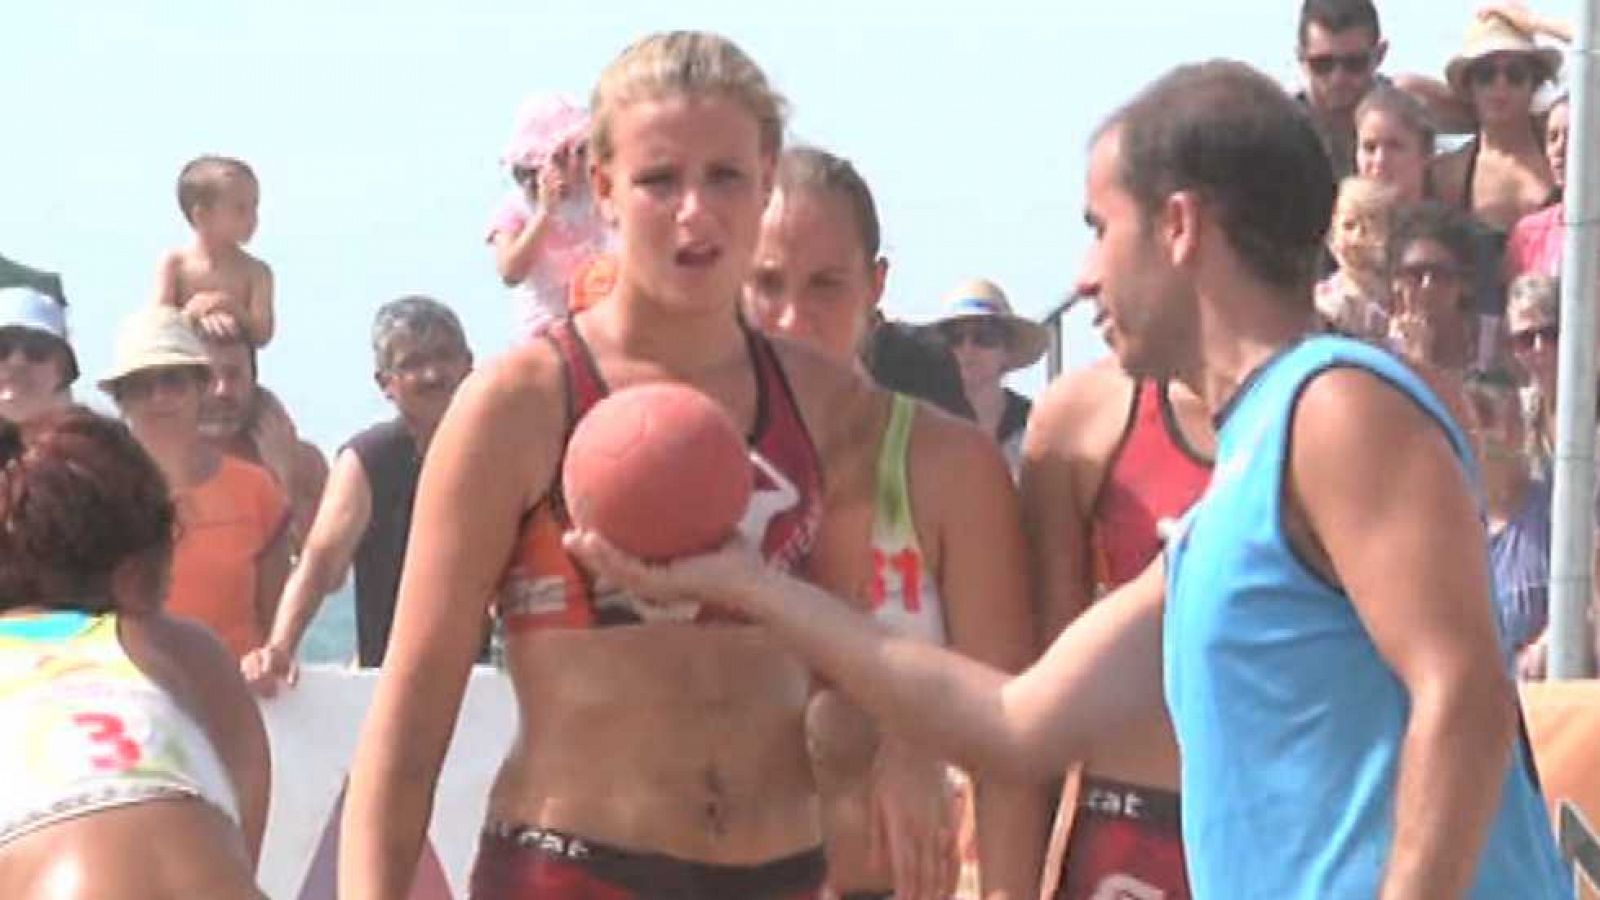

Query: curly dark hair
left=1385, top=201, right=1479, bottom=297
left=0, top=407, right=175, bottom=613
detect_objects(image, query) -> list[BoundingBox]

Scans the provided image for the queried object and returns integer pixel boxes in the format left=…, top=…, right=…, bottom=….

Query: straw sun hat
left=1445, top=13, right=1562, bottom=96
left=98, top=307, right=210, bottom=392
left=932, top=278, right=1050, bottom=372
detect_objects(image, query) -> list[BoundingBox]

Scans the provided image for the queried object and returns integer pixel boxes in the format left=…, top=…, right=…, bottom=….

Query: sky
left=0, top=0, right=1581, bottom=452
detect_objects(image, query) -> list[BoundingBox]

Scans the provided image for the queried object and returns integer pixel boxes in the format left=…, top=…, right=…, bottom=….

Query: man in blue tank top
left=1078, top=61, right=1567, bottom=899
left=566, top=59, right=1570, bottom=900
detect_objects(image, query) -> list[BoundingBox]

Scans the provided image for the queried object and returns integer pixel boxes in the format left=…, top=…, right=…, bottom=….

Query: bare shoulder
left=243, top=252, right=272, bottom=279
left=141, top=613, right=239, bottom=670
left=119, top=612, right=246, bottom=706
left=295, top=439, right=329, bottom=483
left=432, top=337, right=571, bottom=507
left=455, top=340, right=565, bottom=435
left=909, top=402, right=1007, bottom=477
left=1024, top=357, right=1136, bottom=463
left=1294, top=365, right=1460, bottom=471
left=907, top=402, right=1015, bottom=522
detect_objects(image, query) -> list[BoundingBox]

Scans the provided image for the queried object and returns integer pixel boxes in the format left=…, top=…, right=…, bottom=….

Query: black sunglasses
left=1304, top=51, right=1373, bottom=76
left=1396, top=261, right=1463, bottom=288
left=943, top=323, right=1008, bottom=349
left=1468, top=58, right=1535, bottom=88
left=0, top=331, right=59, bottom=364
left=1510, top=324, right=1559, bottom=352
left=116, top=366, right=204, bottom=399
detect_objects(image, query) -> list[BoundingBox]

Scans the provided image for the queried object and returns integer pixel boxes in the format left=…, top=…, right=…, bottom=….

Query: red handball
left=563, top=383, right=753, bottom=562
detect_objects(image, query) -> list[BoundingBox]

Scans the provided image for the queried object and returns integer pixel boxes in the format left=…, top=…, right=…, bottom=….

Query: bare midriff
left=489, top=623, right=822, bottom=864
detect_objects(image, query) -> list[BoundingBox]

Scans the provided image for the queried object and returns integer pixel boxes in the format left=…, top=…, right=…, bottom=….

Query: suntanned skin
left=0, top=562, right=270, bottom=900
left=1021, top=356, right=1213, bottom=895
left=570, top=124, right=1525, bottom=900
left=115, top=367, right=292, bottom=659
left=154, top=175, right=274, bottom=348
left=1298, top=22, right=1387, bottom=173
left=806, top=405, right=1045, bottom=900
left=337, top=93, right=911, bottom=900
left=242, top=329, right=471, bottom=691
left=750, top=182, right=1045, bottom=899
left=1432, top=126, right=1554, bottom=232
left=200, top=340, right=329, bottom=556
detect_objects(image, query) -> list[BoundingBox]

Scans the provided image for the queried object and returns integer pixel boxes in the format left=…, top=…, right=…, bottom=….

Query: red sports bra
left=1090, top=379, right=1213, bottom=591
left=496, top=319, right=825, bottom=630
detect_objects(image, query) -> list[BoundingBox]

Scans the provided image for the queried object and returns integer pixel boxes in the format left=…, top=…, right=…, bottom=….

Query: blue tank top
left=1164, top=335, right=1567, bottom=899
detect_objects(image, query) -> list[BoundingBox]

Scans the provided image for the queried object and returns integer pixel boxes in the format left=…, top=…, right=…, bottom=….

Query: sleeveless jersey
left=497, top=318, right=825, bottom=629
left=344, top=418, right=420, bottom=667
left=867, top=394, right=945, bottom=644
left=0, top=611, right=239, bottom=845
left=1164, top=335, right=1567, bottom=898
left=1090, top=380, right=1212, bottom=591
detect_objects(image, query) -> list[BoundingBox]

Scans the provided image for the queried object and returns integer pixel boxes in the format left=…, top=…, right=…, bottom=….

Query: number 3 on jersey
left=71, top=711, right=143, bottom=771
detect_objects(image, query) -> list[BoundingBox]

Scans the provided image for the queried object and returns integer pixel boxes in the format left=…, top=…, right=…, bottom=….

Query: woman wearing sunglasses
left=1432, top=11, right=1562, bottom=234
left=100, top=308, right=291, bottom=664
left=1505, top=273, right=1561, bottom=471
left=932, top=280, right=1048, bottom=476
left=0, top=287, right=78, bottom=426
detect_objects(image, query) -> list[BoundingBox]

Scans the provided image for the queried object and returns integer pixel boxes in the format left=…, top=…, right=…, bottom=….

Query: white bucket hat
left=932, top=278, right=1051, bottom=371
left=0, top=286, right=78, bottom=384
left=98, top=307, right=210, bottom=392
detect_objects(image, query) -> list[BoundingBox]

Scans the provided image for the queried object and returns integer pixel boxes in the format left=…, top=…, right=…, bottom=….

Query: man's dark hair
left=1099, top=60, right=1335, bottom=297
left=1298, top=0, right=1381, bottom=47
left=203, top=331, right=260, bottom=383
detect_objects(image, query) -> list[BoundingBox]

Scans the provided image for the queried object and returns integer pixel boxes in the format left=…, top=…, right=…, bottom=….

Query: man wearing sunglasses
left=1294, top=0, right=1387, bottom=180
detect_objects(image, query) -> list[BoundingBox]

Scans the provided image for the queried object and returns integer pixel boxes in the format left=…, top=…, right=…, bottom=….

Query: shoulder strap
left=540, top=318, right=610, bottom=524
left=875, top=394, right=918, bottom=535
left=1155, top=380, right=1213, bottom=466
left=543, top=317, right=609, bottom=422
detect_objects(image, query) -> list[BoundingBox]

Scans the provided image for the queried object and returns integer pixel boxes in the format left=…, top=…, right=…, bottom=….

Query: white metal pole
left=1548, top=0, right=1600, bottom=679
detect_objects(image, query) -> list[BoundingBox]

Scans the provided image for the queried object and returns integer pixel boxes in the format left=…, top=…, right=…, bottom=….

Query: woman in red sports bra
left=1023, top=351, right=1213, bottom=900
left=339, top=32, right=913, bottom=900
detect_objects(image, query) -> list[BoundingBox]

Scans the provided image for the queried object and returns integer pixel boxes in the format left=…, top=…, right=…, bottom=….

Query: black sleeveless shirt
left=344, top=419, right=420, bottom=667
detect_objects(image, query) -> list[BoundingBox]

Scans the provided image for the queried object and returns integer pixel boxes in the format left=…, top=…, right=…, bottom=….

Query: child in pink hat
left=487, top=94, right=610, bottom=338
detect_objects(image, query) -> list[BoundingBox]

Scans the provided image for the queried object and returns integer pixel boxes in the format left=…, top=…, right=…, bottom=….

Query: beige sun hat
left=98, top=306, right=210, bottom=392
left=932, top=278, right=1051, bottom=371
left=1445, top=13, right=1562, bottom=96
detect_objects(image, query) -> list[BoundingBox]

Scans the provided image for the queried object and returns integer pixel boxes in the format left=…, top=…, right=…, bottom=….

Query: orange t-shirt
left=166, top=455, right=289, bottom=658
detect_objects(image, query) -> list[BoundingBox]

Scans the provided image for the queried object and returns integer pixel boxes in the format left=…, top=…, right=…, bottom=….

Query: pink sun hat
left=501, top=94, right=591, bottom=170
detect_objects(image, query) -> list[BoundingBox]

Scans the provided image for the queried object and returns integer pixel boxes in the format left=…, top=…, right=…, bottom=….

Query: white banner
left=256, top=665, right=516, bottom=900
